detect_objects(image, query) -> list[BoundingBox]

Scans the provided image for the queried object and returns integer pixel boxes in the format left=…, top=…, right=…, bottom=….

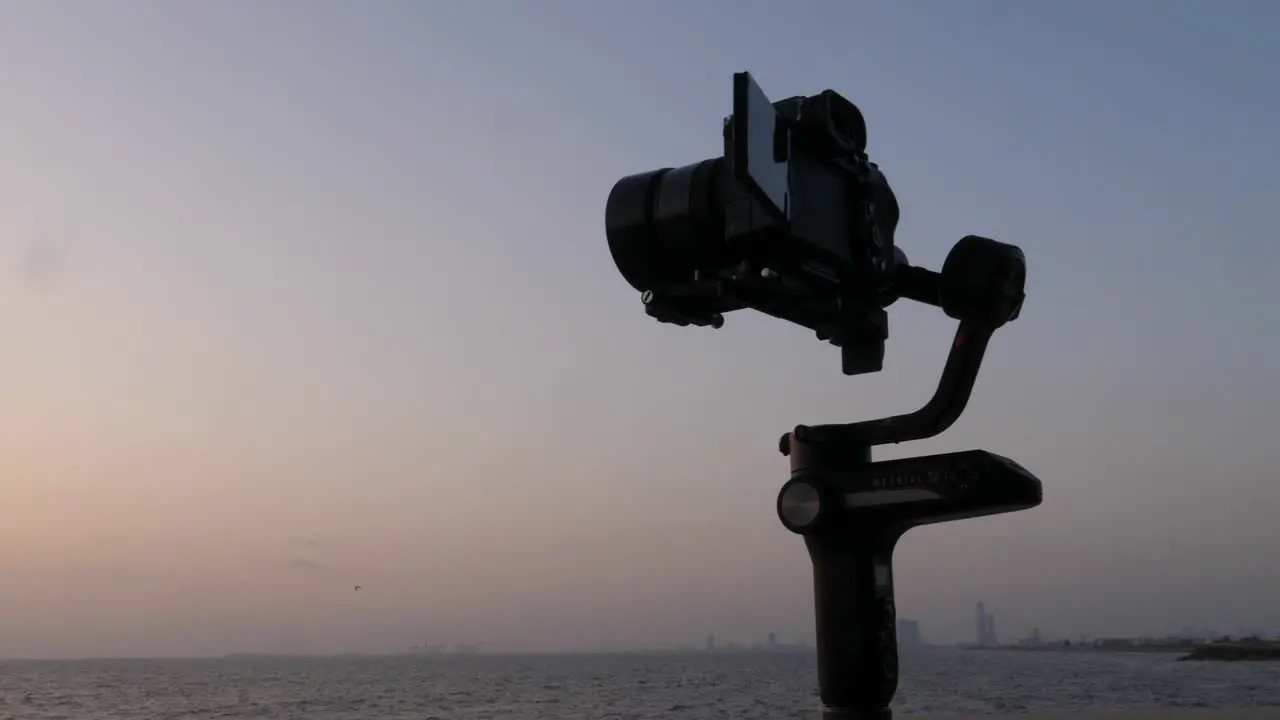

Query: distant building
left=975, top=602, right=999, bottom=647
left=767, top=632, right=777, bottom=648
left=897, top=618, right=922, bottom=647
left=705, top=632, right=715, bottom=652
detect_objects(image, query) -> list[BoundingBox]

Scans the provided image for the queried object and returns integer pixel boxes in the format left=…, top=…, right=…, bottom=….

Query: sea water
left=1, top=648, right=1278, bottom=719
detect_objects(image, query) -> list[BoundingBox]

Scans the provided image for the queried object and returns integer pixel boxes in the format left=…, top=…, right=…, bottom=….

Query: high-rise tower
left=975, top=602, right=998, bottom=646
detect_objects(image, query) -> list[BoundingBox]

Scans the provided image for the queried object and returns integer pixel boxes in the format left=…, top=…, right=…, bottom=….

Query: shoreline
left=1178, top=641, right=1280, bottom=662
left=911, top=707, right=1280, bottom=712
left=965, top=645, right=1190, bottom=654
left=964, top=639, right=1280, bottom=662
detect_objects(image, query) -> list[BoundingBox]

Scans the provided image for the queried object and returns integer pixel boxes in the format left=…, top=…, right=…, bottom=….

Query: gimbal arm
left=783, top=234, right=1025, bottom=453
left=787, top=322, right=992, bottom=452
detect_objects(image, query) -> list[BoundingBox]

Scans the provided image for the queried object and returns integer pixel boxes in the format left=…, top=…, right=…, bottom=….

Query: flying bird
left=354, top=585, right=362, bottom=591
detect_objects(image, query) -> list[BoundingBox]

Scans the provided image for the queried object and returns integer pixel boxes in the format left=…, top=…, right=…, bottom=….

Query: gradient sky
left=2, top=1, right=1278, bottom=659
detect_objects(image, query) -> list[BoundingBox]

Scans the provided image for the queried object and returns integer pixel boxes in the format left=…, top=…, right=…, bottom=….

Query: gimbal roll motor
left=604, top=72, right=1043, bottom=720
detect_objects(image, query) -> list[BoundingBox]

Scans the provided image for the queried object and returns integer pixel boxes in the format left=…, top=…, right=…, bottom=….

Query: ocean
left=1, top=648, right=1278, bottom=719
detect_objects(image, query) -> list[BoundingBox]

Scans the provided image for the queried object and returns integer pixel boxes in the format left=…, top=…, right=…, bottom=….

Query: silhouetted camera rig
left=606, top=72, right=1043, bottom=719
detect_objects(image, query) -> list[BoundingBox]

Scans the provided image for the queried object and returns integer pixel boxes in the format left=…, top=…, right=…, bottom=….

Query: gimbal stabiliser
left=604, top=72, right=1043, bottom=719
left=777, top=235, right=1042, bottom=719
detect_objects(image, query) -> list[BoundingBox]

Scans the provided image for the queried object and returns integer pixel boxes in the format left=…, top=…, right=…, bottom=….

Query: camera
left=605, top=72, right=1025, bottom=376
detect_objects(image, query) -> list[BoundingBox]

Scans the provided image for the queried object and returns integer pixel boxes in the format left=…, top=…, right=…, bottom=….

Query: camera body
left=606, top=72, right=906, bottom=374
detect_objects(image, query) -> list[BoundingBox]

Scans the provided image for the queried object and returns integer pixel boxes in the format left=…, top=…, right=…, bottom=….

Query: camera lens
left=605, top=158, right=725, bottom=293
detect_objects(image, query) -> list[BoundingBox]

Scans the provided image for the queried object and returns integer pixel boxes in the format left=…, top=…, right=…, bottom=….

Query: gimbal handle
left=777, top=235, right=1032, bottom=720
left=778, top=320, right=992, bottom=720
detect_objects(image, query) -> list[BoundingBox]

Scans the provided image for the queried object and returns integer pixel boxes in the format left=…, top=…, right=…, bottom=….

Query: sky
left=1, top=1, right=1278, bottom=659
